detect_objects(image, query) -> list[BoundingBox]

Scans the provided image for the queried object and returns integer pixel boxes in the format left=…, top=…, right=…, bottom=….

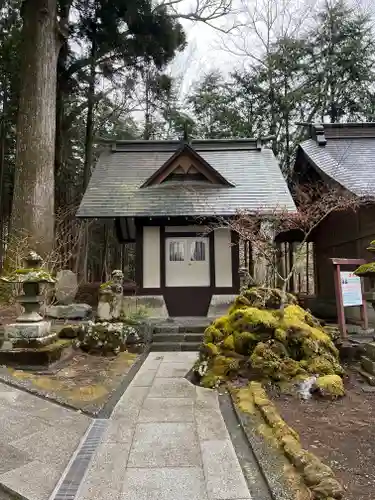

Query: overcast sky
left=168, top=0, right=375, bottom=100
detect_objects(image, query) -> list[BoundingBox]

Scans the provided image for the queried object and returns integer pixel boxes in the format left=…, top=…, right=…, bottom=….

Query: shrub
left=77, top=321, right=138, bottom=355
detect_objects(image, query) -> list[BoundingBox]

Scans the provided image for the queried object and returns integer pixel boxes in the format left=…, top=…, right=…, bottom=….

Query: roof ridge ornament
left=313, top=124, right=327, bottom=146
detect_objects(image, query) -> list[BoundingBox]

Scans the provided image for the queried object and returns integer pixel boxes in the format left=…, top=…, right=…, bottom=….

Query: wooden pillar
left=288, top=242, right=295, bottom=293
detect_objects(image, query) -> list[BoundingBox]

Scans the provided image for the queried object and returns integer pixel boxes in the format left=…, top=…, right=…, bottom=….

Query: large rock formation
left=195, top=287, right=344, bottom=396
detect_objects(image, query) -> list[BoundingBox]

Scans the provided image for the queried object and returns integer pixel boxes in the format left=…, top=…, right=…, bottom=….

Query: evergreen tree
left=308, top=0, right=375, bottom=122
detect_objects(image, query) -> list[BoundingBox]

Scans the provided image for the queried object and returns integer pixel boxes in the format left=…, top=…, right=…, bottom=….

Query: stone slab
left=127, top=422, right=201, bottom=467
left=121, top=467, right=208, bottom=500
left=159, top=351, right=198, bottom=363
left=0, top=443, right=29, bottom=475
left=148, top=378, right=196, bottom=399
left=45, top=303, right=92, bottom=320
left=11, top=426, right=84, bottom=468
left=195, top=386, right=220, bottom=410
left=30, top=405, right=91, bottom=433
left=131, top=369, right=157, bottom=387
left=195, top=406, right=230, bottom=441
left=156, top=362, right=191, bottom=378
left=102, top=420, right=135, bottom=444
left=0, top=460, right=61, bottom=500
left=140, top=357, right=164, bottom=370
left=76, top=442, right=131, bottom=500
left=0, top=406, right=51, bottom=444
left=111, top=386, right=149, bottom=421
left=138, top=398, right=195, bottom=423
left=201, top=440, right=251, bottom=499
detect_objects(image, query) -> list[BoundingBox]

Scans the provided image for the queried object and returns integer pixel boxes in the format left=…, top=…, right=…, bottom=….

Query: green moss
left=306, top=355, right=343, bottom=376
left=212, top=355, right=232, bottom=376
left=200, top=373, right=225, bottom=388
left=213, top=315, right=230, bottom=331
left=197, top=286, right=344, bottom=391
left=1, top=268, right=55, bottom=283
left=233, top=331, right=257, bottom=354
left=204, top=342, right=219, bottom=357
left=204, top=325, right=223, bottom=343
left=274, top=327, right=287, bottom=342
left=229, top=307, right=278, bottom=334
left=315, top=375, right=345, bottom=398
left=100, top=280, right=113, bottom=289
left=243, top=287, right=297, bottom=309
left=38, top=339, right=72, bottom=351
left=250, top=342, right=284, bottom=380
left=354, top=262, right=375, bottom=276
left=222, top=334, right=235, bottom=351
left=228, top=295, right=251, bottom=314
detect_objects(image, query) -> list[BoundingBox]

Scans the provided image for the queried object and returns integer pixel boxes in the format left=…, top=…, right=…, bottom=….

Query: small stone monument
left=44, top=269, right=92, bottom=320
left=55, top=270, right=78, bottom=305
left=1, top=251, right=56, bottom=347
left=97, top=269, right=124, bottom=321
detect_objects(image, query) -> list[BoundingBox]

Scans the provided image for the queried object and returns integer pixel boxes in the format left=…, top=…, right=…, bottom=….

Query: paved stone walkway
left=76, top=352, right=251, bottom=500
left=0, top=381, right=91, bottom=500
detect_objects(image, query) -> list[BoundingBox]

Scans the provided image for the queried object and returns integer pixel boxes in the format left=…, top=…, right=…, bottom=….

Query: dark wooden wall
left=314, top=204, right=375, bottom=300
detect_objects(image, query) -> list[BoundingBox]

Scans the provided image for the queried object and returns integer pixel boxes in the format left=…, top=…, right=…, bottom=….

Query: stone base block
left=11, top=333, right=57, bottom=349
left=122, top=295, right=168, bottom=319
left=5, top=320, right=51, bottom=340
left=361, top=356, right=375, bottom=376
left=44, top=303, right=92, bottom=320
left=207, top=295, right=237, bottom=317
left=364, top=342, right=375, bottom=362
left=0, top=339, right=72, bottom=368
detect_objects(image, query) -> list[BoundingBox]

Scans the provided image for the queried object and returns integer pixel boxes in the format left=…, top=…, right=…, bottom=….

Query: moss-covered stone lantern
left=354, top=240, right=375, bottom=311
left=0, top=250, right=56, bottom=346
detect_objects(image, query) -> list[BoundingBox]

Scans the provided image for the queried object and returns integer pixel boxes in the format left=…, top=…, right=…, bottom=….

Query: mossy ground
left=5, top=350, right=138, bottom=413
left=232, top=382, right=344, bottom=499
left=196, top=287, right=345, bottom=396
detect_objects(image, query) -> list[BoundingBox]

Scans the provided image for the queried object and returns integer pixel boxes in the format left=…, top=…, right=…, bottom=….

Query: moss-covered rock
left=354, top=262, right=375, bottom=276
left=200, top=373, right=225, bottom=388
left=195, top=286, right=345, bottom=393
left=58, top=325, right=81, bottom=339
left=314, top=375, right=345, bottom=398
left=204, top=325, right=224, bottom=343
left=243, top=286, right=297, bottom=309
left=200, top=342, right=220, bottom=357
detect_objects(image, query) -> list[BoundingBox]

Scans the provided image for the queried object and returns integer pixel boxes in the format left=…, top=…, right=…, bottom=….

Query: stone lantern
left=1, top=250, right=56, bottom=347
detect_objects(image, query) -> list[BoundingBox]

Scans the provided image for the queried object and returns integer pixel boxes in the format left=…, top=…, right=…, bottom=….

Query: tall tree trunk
left=9, top=0, right=60, bottom=262
left=83, top=42, right=96, bottom=191
left=79, top=8, right=97, bottom=281
left=143, top=67, right=152, bottom=140
left=0, top=84, right=6, bottom=271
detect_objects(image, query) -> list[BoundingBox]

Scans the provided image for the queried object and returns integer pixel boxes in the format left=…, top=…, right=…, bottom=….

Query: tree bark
left=9, top=0, right=60, bottom=261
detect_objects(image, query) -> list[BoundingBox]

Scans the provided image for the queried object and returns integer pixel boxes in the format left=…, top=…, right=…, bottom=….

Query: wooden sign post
left=331, top=258, right=369, bottom=340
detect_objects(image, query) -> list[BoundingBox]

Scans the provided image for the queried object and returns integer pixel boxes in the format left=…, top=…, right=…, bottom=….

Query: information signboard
left=340, top=271, right=363, bottom=307
left=331, top=258, right=369, bottom=340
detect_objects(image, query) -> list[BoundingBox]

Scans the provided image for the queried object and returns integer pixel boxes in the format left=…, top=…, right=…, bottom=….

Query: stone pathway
left=0, top=381, right=91, bottom=500
left=76, top=352, right=251, bottom=500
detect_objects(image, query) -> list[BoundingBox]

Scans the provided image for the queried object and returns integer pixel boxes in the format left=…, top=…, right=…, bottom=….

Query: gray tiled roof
left=77, top=140, right=295, bottom=218
left=300, top=137, right=375, bottom=196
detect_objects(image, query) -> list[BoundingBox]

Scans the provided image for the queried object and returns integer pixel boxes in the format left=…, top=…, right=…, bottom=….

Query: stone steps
left=153, top=325, right=207, bottom=334
left=153, top=333, right=203, bottom=343
left=358, top=342, right=375, bottom=385
left=150, top=319, right=207, bottom=351
left=150, top=341, right=201, bottom=352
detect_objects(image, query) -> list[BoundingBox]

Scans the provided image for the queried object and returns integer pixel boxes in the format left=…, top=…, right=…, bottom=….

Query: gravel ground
left=270, top=369, right=375, bottom=500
